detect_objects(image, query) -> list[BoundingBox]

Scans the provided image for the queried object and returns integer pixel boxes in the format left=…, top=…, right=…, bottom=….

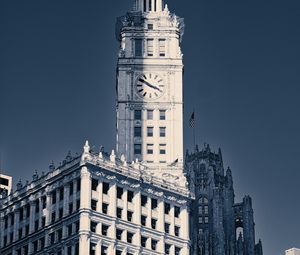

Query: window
left=151, top=198, right=158, bottom=210
left=117, top=186, right=123, bottom=199
left=92, top=179, right=98, bottom=191
left=141, top=236, right=147, bottom=247
left=148, top=0, right=152, bottom=11
left=91, top=199, right=97, bottom=211
left=141, top=195, right=147, bottom=207
left=151, top=218, right=157, bottom=229
left=69, top=182, right=74, bottom=195
left=159, top=144, right=166, bottom=154
left=101, top=245, right=108, bottom=255
left=59, top=208, right=63, bottom=219
left=76, top=179, right=81, bottom=191
left=91, top=221, right=97, bottom=233
left=134, top=110, right=142, bottom=120
left=52, top=191, right=57, bottom=204
left=204, top=205, right=209, bottom=214
left=175, top=247, right=181, bottom=255
left=67, top=246, right=72, bottom=255
left=144, top=0, right=147, bottom=12
left=42, top=216, right=46, bottom=227
left=50, top=232, right=55, bottom=244
left=116, top=250, right=122, bottom=255
left=147, top=39, right=154, bottom=56
left=68, top=224, right=73, bottom=236
left=103, top=182, right=110, bottom=194
left=75, top=243, right=79, bottom=255
left=127, top=232, right=134, bottom=243
left=102, top=225, right=109, bottom=236
left=42, top=196, right=46, bottom=209
left=117, top=207, right=122, bottom=218
left=175, top=226, right=180, bottom=237
left=90, top=243, right=96, bottom=255
left=69, top=203, right=73, bottom=214
left=102, top=203, right=108, bottom=214
left=40, top=237, right=45, bottom=249
left=59, top=187, right=64, bottom=201
left=147, top=110, right=153, bottom=120
left=18, top=228, right=22, bottom=239
left=75, top=221, right=79, bottom=232
left=165, top=203, right=171, bottom=214
left=151, top=239, right=158, bottom=250
left=11, top=213, right=15, bottom=225
left=160, top=127, right=166, bottom=137
left=35, top=200, right=40, bottom=213
left=159, top=110, right=166, bottom=120
left=141, top=215, right=147, bottom=226
left=175, top=206, right=181, bottom=218
left=127, top=190, right=134, bottom=202
left=76, top=199, right=80, bottom=210
left=135, top=39, right=143, bottom=57
left=4, top=216, right=8, bottom=228
left=127, top=211, right=133, bottom=222
left=159, top=39, right=166, bottom=57
left=134, top=127, right=142, bottom=137
left=134, top=144, right=142, bottom=155
left=51, top=212, right=56, bottom=223
left=147, top=144, right=154, bottom=154
left=148, top=24, right=153, bottom=30
left=147, top=127, right=154, bottom=137
left=19, top=208, right=23, bottom=221
left=57, top=229, right=62, bottom=241
left=116, top=229, right=123, bottom=240
left=205, top=217, right=209, bottom=223
left=165, top=223, right=170, bottom=233
left=35, top=220, right=39, bottom=231
left=165, top=244, right=171, bottom=254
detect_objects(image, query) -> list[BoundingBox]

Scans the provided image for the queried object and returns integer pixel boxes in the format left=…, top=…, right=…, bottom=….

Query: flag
left=189, top=112, right=195, bottom=128
left=169, top=158, right=179, bottom=167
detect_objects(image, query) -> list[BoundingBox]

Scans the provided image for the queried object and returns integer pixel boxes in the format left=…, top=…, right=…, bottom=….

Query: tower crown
left=133, top=0, right=164, bottom=13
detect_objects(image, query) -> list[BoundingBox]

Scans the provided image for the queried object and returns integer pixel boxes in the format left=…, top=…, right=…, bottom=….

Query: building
left=0, top=0, right=263, bottom=255
left=0, top=174, right=12, bottom=199
left=286, top=248, right=300, bottom=255
left=185, top=145, right=263, bottom=255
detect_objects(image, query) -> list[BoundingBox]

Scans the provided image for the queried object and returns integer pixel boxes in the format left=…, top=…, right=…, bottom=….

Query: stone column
left=45, top=192, right=51, bottom=226
left=29, top=200, right=36, bottom=234
left=181, top=205, right=189, bottom=239
left=13, top=209, right=20, bottom=242
left=63, top=183, right=70, bottom=217
left=170, top=205, right=175, bottom=235
left=158, top=200, right=165, bottom=253
left=79, top=233, right=90, bottom=255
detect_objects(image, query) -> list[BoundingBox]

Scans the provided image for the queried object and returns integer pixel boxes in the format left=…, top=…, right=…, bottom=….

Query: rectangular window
left=52, top=191, right=57, bottom=204
left=117, top=207, right=122, bottom=218
left=159, top=144, right=166, bottom=154
left=68, top=246, right=72, bottom=255
left=68, top=224, right=73, bottom=236
left=91, top=199, right=97, bottom=211
left=103, top=182, right=110, bottom=194
left=51, top=212, right=56, bottom=223
left=151, top=198, right=158, bottom=209
left=117, top=186, right=123, bottom=199
left=127, top=211, right=133, bottom=222
left=59, top=187, right=64, bottom=201
left=141, top=236, right=147, bottom=247
left=151, top=218, right=157, bottom=229
left=101, top=246, right=108, bottom=255
left=151, top=239, right=158, bottom=250
left=35, top=219, right=39, bottom=231
left=116, top=229, right=123, bottom=240
left=42, top=216, right=46, bottom=227
left=148, top=0, right=152, bottom=11
left=127, top=190, right=134, bottom=202
left=102, top=225, right=109, bottom=236
left=102, top=203, right=108, bottom=214
left=147, top=144, right=154, bottom=154
left=134, top=110, right=142, bottom=120
left=57, top=228, right=62, bottom=241
left=91, top=221, right=97, bottom=233
left=147, top=39, right=154, bottom=56
left=165, top=223, right=170, bottom=233
left=134, top=144, right=142, bottom=155
left=165, top=203, right=171, bottom=214
left=77, top=179, right=81, bottom=191
left=127, top=232, right=134, bottom=243
left=90, top=243, right=96, bottom=255
left=134, top=126, right=142, bottom=137
left=159, top=110, right=166, bottom=120
left=165, top=244, right=171, bottom=254
left=69, top=182, right=74, bottom=195
left=42, top=196, right=46, bottom=209
left=141, top=195, right=147, bottom=207
left=40, top=237, right=45, bottom=249
left=159, top=39, right=166, bottom=57
left=92, top=179, right=98, bottom=191
left=59, top=208, right=63, bottom=219
left=19, top=209, right=23, bottom=221
left=175, top=226, right=180, bottom=237
left=175, top=247, right=181, bottom=255
left=147, top=110, right=153, bottom=120
left=35, top=200, right=40, bottom=213
left=141, top=215, right=147, bottom=226
left=175, top=206, right=181, bottom=218
left=69, top=203, right=73, bottom=214
left=160, top=127, right=166, bottom=137
left=135, top=39, right=143, bottom=57
left=147, top=127, right=154, bottom=137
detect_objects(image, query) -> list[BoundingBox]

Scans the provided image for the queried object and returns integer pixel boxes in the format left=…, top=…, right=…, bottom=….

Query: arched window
left=198, top=196, right=209, bottom=225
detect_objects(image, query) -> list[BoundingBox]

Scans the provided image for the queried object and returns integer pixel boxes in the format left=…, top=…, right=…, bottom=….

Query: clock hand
left=140, top=79, right=163, bottom=92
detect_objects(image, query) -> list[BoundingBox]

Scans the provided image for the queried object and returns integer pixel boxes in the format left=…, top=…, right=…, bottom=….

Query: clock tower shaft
left=115, top=0, right=184, bottom=168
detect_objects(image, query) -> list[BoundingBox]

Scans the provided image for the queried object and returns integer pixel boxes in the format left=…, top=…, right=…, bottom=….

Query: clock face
left=135, top=73, right=165, bottom=100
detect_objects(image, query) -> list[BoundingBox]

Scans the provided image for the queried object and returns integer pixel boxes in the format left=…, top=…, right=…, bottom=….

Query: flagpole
left=193, top=109, right=196, bottom=152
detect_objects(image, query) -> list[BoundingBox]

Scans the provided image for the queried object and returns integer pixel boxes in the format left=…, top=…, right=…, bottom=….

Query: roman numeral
left=138, top=89, right=144, bottom=92
left=143, top=92, right=147, bottom=97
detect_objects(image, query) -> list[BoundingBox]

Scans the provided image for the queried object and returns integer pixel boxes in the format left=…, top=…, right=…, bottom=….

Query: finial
left=66, top=151, right=72, bottom=162
left=99, top=151, right=103, bottom=160
left=121, top=154, right=126, bottom=162
left=84, top=140, right=90, bottom=154
left=49, top=161, right=55, bottom=171
left=110, top=150, right=116, bottom=163
left=32, top=170, right=39, bottom=181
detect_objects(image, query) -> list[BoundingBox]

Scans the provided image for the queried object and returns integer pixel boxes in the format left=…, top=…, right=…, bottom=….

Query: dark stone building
left=185, top=144, right=263, bottom=255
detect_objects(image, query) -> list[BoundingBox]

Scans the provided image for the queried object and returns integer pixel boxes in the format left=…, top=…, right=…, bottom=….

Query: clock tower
left=116, top=0, right=184, bottom=170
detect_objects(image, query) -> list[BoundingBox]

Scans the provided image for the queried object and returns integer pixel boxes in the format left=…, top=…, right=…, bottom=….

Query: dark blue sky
left=1, top=1, right=300, bottom=254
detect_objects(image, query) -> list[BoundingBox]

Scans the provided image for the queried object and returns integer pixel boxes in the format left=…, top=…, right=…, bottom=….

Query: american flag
left=189, top=112, right=195, bottom=128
